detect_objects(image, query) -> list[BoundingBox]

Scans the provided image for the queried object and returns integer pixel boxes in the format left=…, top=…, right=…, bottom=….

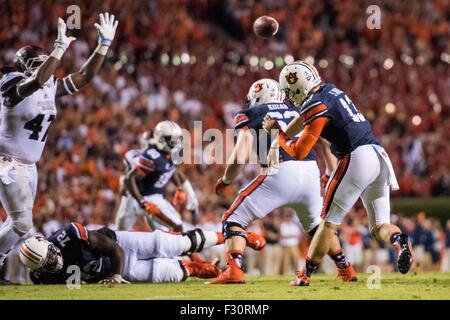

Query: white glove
left=182, top=180, right=199, bottom=211
left=54, top=18, right=76, bottom=51
left=94, top=12, right=118, bottom=46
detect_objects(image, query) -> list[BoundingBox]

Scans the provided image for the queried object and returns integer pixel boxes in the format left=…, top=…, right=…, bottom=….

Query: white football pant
left=116, top=229, right=220, bottom=283
left=0, top=158, right=37, bottom=259
left=322, top=144, right=398, bottom=232
left=223, top=160, right=323, bottom=232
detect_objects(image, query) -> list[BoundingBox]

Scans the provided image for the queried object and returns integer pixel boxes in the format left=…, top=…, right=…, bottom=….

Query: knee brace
left=182, top=228, right=206, bottom=255
left=222, top=221, right=247, bottom=241
left=11, top=212, right=33, bottom=236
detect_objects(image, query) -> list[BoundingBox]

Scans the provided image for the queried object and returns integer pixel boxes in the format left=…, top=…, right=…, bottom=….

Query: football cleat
left=396, top=234, right=413, bottom=274
left=183, top=261, right=221, bottom=279
left=246, top=231, right=266, bottom=251
left=206, top=265, right=245, bottom=284
left=290, top=269, right=310, bottom=286
left=336, top=264, right=358, bottom=282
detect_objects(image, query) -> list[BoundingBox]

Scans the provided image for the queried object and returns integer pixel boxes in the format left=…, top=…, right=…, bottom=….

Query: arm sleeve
left=233, top=111, right=251, bottom=130
left=68, top=222, right=90, bottom=244
left=279, top=117, right=329, bottom=160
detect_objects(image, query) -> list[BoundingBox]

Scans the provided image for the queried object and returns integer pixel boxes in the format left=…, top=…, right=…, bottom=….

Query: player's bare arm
left=5, top=18, right=75, bottom=106
left=215, top=129, right=253, bottom=195
left=56, top=12, right=118, bottom=97
left=89, top=231, right=126, bottom=284
left=123, top=168, right=145, bottom=205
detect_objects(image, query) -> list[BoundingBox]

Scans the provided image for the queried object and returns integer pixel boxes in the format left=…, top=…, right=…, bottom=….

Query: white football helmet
left=19, top=236, right=63, bottom=272
left=245, top=78, right=285, bottom=108
left=279, top=61, right=322, bottom=106
left=152, top=120, right=183, bottom=153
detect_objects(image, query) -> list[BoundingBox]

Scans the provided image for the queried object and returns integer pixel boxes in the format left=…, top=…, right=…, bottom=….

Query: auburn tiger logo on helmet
left=253, top=83, right=263, bottom=93
left=285, top=72, right=298, bottom=85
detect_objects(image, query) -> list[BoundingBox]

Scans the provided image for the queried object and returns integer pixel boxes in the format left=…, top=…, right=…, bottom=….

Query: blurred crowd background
left=1, top=0, right=449, bottom=281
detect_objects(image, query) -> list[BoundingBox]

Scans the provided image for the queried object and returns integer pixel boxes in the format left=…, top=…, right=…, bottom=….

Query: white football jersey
left=0, top=72, right=57, bottom=164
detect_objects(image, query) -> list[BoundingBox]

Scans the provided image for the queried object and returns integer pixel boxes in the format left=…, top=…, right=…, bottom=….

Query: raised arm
left=56, top=12, right=118, bottom=97
left=4, top=18, right=75, bottom=106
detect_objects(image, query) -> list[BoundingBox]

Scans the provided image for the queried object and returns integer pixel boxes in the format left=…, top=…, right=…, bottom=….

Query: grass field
left=1, top=272, right=449, bottom=300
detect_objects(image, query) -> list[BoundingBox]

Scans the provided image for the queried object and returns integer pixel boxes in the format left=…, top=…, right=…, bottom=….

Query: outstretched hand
left=94, top=12, right=119, bottom=46
left=54, top=18, right=76, bottom=51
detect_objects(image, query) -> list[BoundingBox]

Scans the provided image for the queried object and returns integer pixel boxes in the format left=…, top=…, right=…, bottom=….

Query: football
left=253, top=15, right=279, bottom=38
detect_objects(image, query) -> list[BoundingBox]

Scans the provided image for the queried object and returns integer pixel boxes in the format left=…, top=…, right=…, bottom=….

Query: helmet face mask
left=23, top=55, right=48, bottom=74
left=42, top=243, right=63, bottom=273
left=279, top=61, right=322, bottom=107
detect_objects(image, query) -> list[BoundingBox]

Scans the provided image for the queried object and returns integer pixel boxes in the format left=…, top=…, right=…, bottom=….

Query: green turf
left=1, top=273, right=449, bottom=300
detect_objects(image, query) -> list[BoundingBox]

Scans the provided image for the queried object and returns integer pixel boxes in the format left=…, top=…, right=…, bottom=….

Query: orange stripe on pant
left=145, top=202, right=178, bottom=228
left=321, top=154, right=351, bottom=219
left=222, top=174, right=267, bottom=222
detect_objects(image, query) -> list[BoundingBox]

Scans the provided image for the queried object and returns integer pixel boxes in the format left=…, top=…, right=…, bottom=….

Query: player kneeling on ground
left=19, top=223, right=265, bottom=284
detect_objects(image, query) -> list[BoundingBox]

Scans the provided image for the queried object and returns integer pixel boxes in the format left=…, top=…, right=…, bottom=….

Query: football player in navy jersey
left=19, top=223, right=230, bottom=284
left=208, top=79, right=356, bottom=284
left=263, top=61, right=413, bottom=286
left=116, top=121, right=199, bottom=232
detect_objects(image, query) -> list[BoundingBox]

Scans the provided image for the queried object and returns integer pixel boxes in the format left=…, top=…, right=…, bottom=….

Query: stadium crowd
left=0, top=0, right=449, bottom=280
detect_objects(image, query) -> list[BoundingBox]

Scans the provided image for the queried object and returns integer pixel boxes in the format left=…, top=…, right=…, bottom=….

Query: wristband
left=50, top=47, right=65, bottom=60
left=95, top=44, right=109, bottom=56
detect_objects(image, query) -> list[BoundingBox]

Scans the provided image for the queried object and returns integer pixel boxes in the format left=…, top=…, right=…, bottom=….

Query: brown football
left=253, top=16, right=279, bottom=38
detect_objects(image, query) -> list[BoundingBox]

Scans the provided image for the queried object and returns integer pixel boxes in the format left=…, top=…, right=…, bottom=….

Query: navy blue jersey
left=30, top=224, right=115, bottom=284
left=299, top=83, right=379, bottom=159
left=234, top=101, right=316, bottom=165
left=134, top=144, right=176, bottom=195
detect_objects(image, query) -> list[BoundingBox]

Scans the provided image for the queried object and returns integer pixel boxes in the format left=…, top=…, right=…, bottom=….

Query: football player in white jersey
left=0, top=13, right=119, bottom=281
left=208, top=79, right=356, bottom=284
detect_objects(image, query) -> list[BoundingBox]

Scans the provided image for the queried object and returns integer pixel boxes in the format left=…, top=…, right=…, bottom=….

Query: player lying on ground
left=0, top=13, right=118, bottom=284
left=263, top=61, right=413, bottom=286
left=116, top=121, right=198, bottom=232
left=208, top=79, right=356, bottom=284
left=19, top=223, right=265, bottom=284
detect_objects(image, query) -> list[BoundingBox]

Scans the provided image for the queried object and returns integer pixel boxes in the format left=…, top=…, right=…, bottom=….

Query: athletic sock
left=227, top=250, right=244, bottom=270
left=304, top=257, right=319, bottom=277
left=330, top=250, right=350, bottom=269
left=201, top=231, right=224, bottom=248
